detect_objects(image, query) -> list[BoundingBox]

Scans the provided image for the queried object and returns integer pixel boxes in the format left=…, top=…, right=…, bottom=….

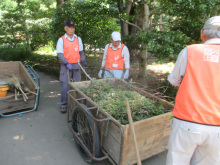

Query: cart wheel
left=72, top=104, right=100, bottom=163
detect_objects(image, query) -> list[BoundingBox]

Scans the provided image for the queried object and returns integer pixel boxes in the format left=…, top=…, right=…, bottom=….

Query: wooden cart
left=0, top=61, right=40, bottom=117
left=67, top=79, right=174, bottom=165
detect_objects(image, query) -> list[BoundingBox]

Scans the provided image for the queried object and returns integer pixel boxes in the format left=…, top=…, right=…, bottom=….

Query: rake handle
left=125, top=97, right=142, bottom=165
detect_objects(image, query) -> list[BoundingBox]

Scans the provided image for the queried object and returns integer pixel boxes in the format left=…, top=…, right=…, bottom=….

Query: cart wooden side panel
left=102, top=120, right=124, bottom=164
left=122, top=112, right=172, bottom=165
left=0, top=61, right=37, bottom=114
left=69, top=79, right=174, bottom=165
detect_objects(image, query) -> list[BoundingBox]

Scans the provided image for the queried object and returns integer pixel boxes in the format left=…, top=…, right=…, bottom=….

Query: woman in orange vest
left=56, top=20, right=88, bottom=113
left=98, top=31, right=130, bottom=80
left=166, top=16, right=220, bottom=165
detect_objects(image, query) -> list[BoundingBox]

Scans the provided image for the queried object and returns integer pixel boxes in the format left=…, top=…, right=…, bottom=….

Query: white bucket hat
left=111, top=31, right=121, bottom=41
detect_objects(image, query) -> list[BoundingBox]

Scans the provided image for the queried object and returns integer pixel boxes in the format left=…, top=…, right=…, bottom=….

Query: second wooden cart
left=0, top=61, right=40, bottom=117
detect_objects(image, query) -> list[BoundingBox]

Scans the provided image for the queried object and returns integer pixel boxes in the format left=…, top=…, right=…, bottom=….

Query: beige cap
left=203, top=16, right=220, bottom=31
left=111, top=31, right=121, bottom=41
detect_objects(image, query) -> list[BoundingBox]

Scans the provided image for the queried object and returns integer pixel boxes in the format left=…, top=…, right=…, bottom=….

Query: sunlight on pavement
left=25, top=155, right=42, bottom=160
left=13, top=134, right=27, bottom=140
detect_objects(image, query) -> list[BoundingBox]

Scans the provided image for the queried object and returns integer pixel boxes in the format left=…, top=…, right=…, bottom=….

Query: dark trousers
left=59, top=64, right=81, bottom=108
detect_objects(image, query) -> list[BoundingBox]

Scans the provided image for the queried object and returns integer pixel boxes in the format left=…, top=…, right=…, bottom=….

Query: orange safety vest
left=105, top=43, right=125, bottom=70
left=173, top=44, right=220, bottom=125
left=62, top=36, right=80, bottom=64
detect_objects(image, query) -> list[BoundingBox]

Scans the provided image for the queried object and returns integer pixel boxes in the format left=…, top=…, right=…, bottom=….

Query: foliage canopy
left=0, top=0, right=56, bottom=50
left=50, top=1, right=120, bottom=51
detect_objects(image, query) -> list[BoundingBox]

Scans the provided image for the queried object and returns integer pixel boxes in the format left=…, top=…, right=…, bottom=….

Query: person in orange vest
left=56, top=20, right=87, bottom=113
left=98, top=31, right=130, bottom=80
left=166, top=16, right=220, bottom=165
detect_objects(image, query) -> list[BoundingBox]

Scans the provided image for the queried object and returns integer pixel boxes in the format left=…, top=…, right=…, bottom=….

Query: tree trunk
left=160, top=14, right=163, bottom=31
left=136, top=4, right=150, bottom=84
left=121, top=21, right=129, bottom=36
left=23, top=19, right=31, bottom=51
left=138, top=50, right=147, bottom=80
left=56, top=0, right=64, bottom=6
left=117, top=1, right=151, bottom=84
left=117, top=1, right=132, bottom=37
left=17, top=1, right=31, bottom=51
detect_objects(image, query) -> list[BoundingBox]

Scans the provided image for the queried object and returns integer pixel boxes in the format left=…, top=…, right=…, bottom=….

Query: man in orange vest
left=166, top=16, right=220, bottom=165
left=56, top=20, right=87, bottom=113
left=98, top=31, right=130, bottom=80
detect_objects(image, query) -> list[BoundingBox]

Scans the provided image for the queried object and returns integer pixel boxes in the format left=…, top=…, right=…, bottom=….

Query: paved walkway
left=0, top=71, right=167, bottom=165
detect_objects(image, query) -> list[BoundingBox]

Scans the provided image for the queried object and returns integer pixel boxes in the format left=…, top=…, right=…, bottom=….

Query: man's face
left=64, top=26, right=75, bottom=37
left=111, top=39, right=121, bottom=48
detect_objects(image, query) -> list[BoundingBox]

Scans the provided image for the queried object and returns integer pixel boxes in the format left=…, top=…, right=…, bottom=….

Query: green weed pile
left=79, top=80, right=165, bottom=125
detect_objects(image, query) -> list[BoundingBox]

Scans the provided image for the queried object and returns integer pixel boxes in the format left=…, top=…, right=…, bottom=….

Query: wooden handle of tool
left=19, top=87, right=28, bottom=100
left=15, top=88, right=18, bottom=100
left=28, top=90, right=37, bottom=95
left=125, top=97, right=142, bottom=165
left=21, top=92, right=27, bottom=101
left=77, top=61, right=93, bottom=81
left=24, top=87, right=37, bottom=95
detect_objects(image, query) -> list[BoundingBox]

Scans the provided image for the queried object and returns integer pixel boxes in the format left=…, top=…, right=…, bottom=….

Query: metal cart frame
left=0, top=61, right=40, bottom=117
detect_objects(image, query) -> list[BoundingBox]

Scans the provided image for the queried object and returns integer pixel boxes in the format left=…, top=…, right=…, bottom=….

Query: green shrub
left=0, top=48, right=31, bottom=61
left=0, top=48, right=103, bottom=79
left=30, top=19, right=51, bottom=51
left=123, top=30, right=194, bottom=60
left=33, top=64, right=59, bottom=78
left=50, top=1, right=120, bottom=50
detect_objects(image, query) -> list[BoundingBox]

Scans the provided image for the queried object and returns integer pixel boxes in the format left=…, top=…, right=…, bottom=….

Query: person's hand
left=98, top=70, right=103, bottom=78
left=124, top=70, right=129, bottom=79
left=81, top=60, right=88, bottom=69
left=65, top=62, right=73, bottom=70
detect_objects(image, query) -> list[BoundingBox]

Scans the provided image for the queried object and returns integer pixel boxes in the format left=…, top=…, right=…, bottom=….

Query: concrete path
left=0, top=71, right=167, bottom=165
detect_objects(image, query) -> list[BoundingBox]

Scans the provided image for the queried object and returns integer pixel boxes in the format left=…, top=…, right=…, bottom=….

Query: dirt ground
left=127, top=58, right=176, bottom=102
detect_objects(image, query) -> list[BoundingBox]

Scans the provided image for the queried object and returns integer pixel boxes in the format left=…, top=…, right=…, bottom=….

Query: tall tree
left=104, top=0, right=219, bottom=82
left=112, top=1, right=161, bottom=82
left=56, top=0, right=69, bottom=6
left=17, top=0, right=31, bottom=51
left=1, top=0, right=55, bottom=50
left=51, top=1, right=120, bottom=53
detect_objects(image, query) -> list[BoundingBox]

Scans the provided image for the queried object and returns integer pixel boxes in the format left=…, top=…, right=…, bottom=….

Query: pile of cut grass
left=79, top=80, right=165, bottom=125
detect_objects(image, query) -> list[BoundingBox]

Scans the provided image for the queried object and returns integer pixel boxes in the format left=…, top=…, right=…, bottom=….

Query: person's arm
left=56, top=37, right=68, bottom=64
left=79, top=51, right=86, bottom=61
left=77, top=36, right=88, bottom=68
left=78, top=37, right=85, bottom=61
left=122, top=45, right=130, bottom=70
left=57, top=53, right=68, bottom=64
left=78, top=37, right=86, bottom=61
left=78, top=36, right=84, bottom=52
left=98, top=45, right=109, bottom=78
left=167, top=47, right=187, bottom=86
left=100, top=44, right=109, bottom=69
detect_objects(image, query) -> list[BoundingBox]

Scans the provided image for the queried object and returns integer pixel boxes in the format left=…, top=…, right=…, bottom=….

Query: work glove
left=81, top=60, right=88, bottom=69
left=124, top=70, right=129, bottom=79
left=98, top=69, right=103, bottom=78
left=65, top=62, right=73, bottom=70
